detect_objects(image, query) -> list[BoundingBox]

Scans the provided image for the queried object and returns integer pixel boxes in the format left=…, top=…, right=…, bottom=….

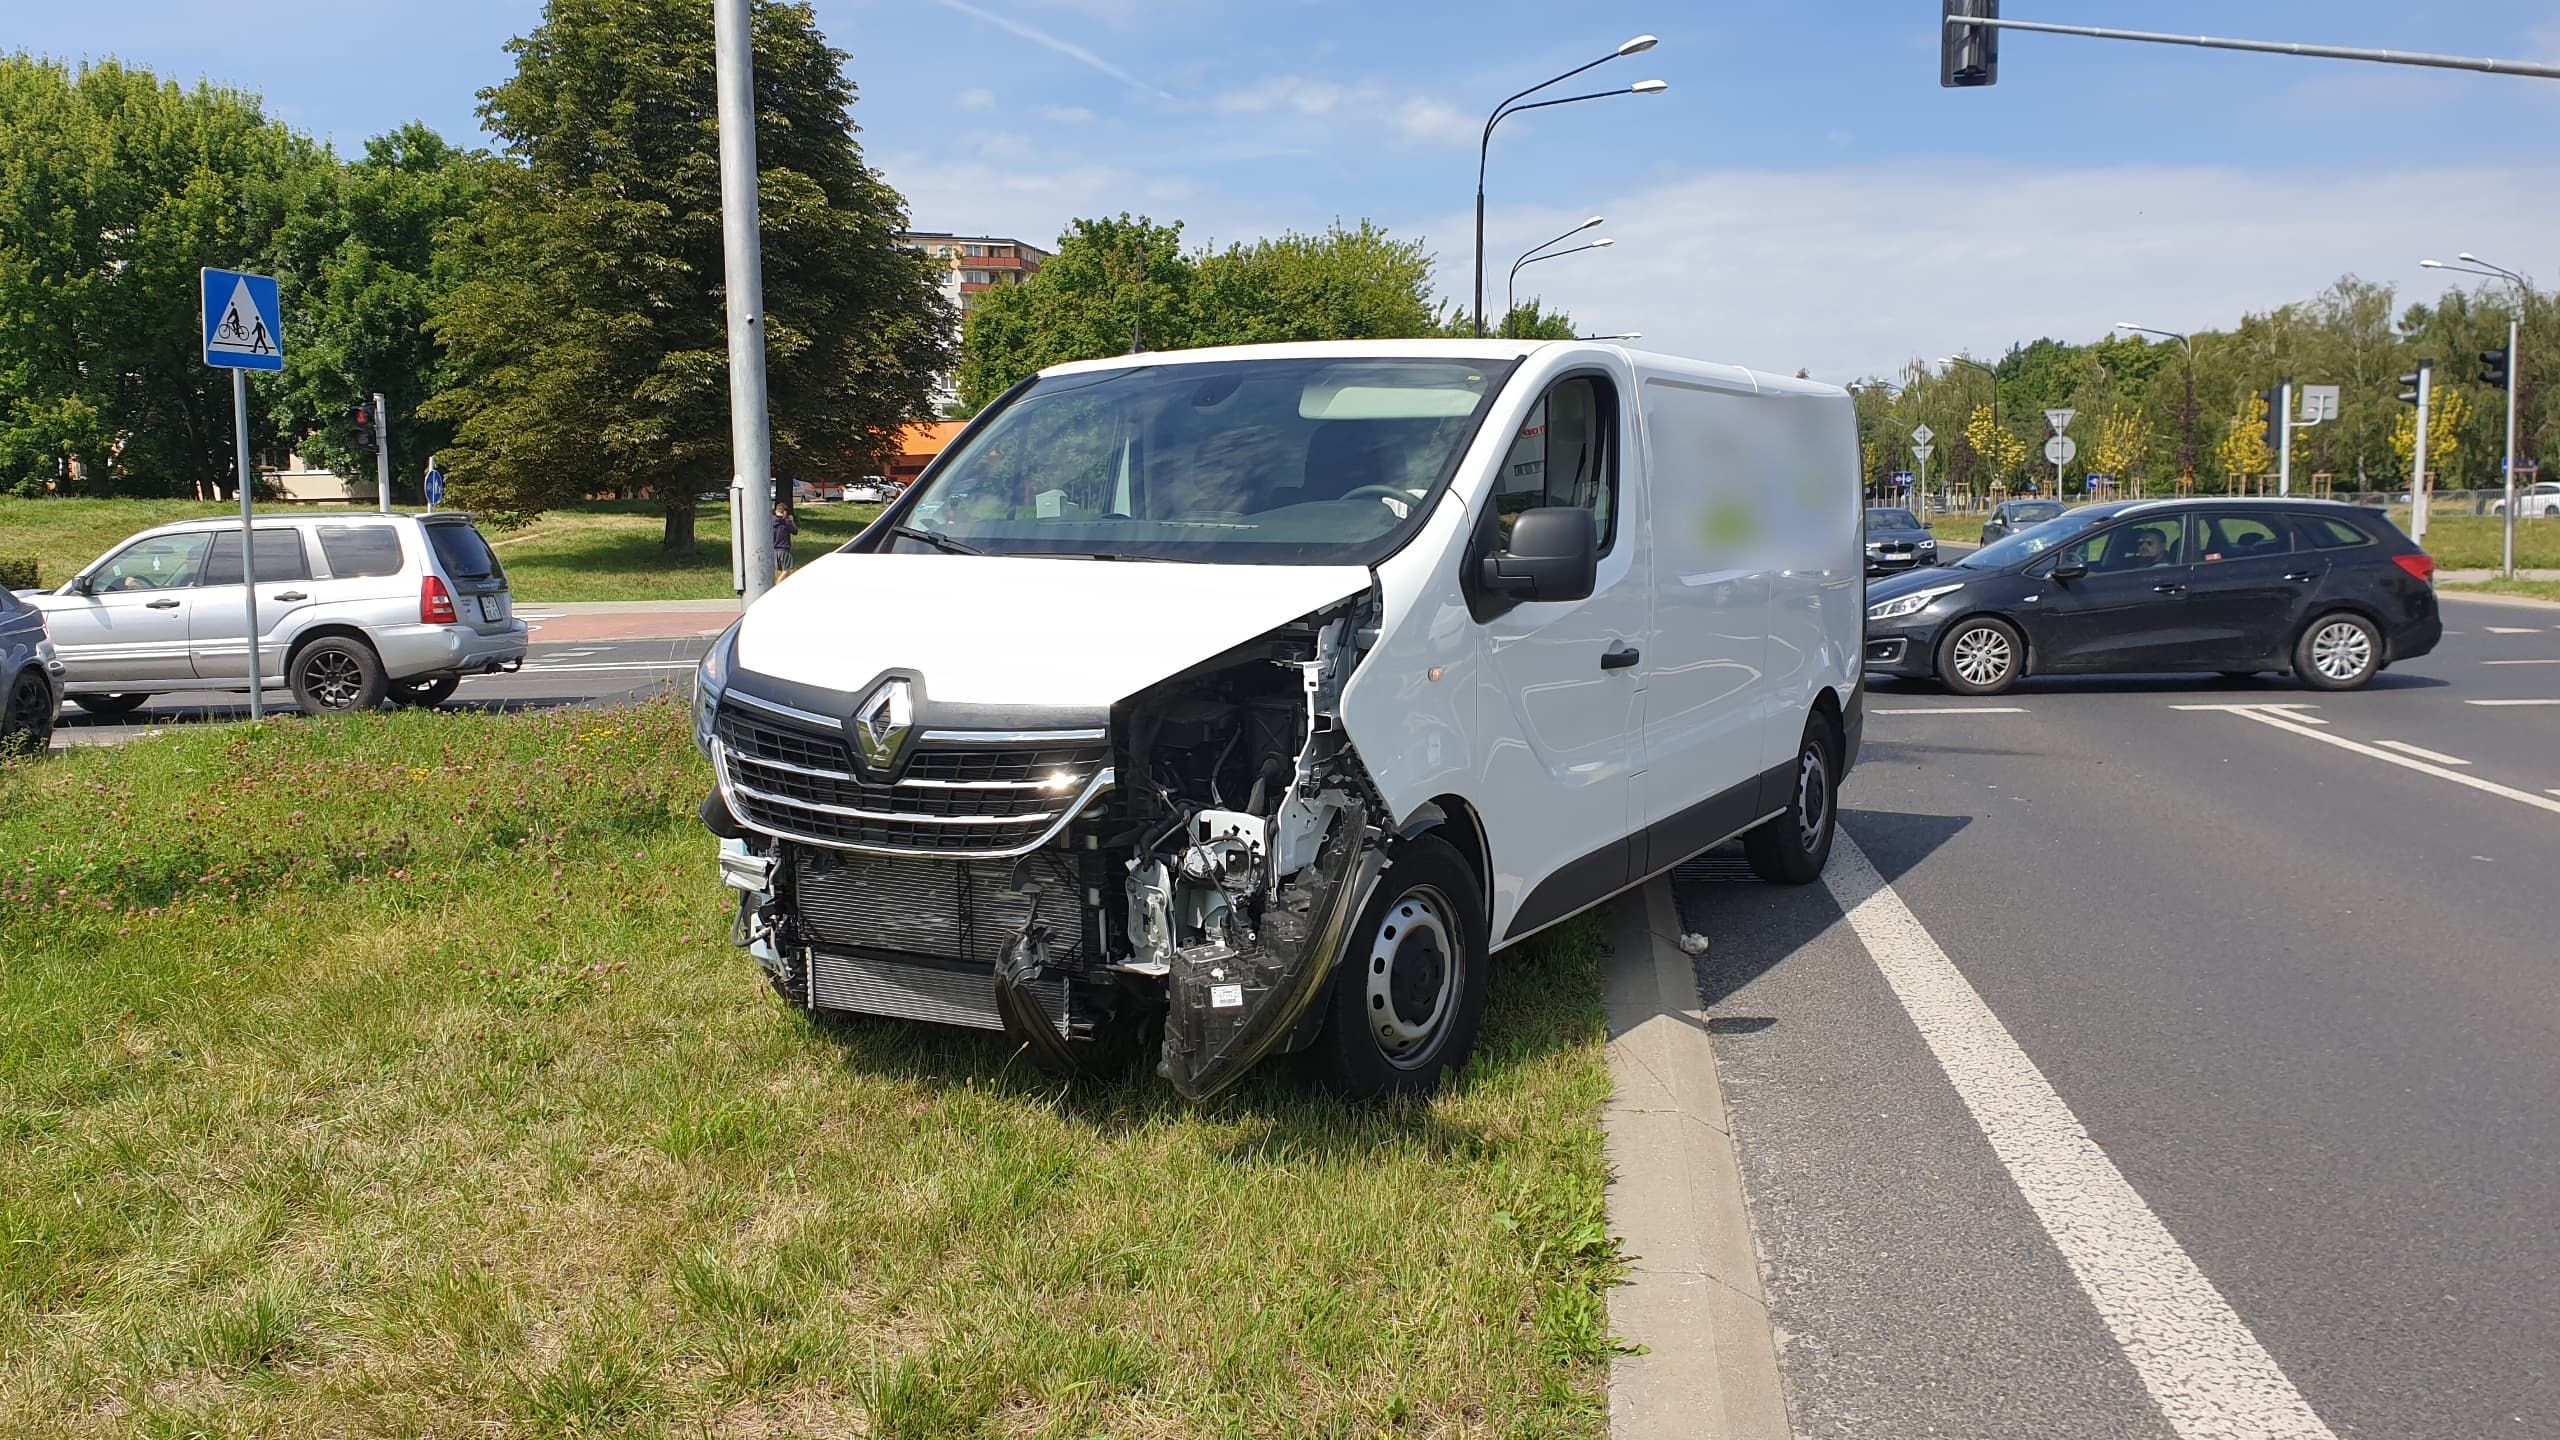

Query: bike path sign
left=201, top=268, right=284, bottom=371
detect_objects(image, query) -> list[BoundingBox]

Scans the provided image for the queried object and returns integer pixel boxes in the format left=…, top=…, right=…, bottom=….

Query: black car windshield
left=1867, top=508, right=1922, bottom=530
left=1959, top=508, right=2111, bottom=569
left=2006, top=502, right=2065, bottom=523
left=898, top=357, right=1512, bottom=564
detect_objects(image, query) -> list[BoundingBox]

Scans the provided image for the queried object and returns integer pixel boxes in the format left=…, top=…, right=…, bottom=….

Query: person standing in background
left=771, top=500, right=799, bottom=579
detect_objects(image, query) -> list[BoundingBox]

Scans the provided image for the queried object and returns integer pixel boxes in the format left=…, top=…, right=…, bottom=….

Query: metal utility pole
left=715, top=0, right=778, bottom=602
left=2278, top=380, right=2294, bottom=498
left=374, top=390, right=392, bottom=513
left=2502, top=315, right=2520, bottom=577
left=1947, top=13, right=2560, bottom=82
left=2409, top=361, right=2434, bottom=547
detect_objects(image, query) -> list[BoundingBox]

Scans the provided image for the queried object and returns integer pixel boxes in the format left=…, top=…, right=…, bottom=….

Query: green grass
left=0, top=700, right=1620, bottom=1438
left=2381, top=512, right=2560, bottom=569
left=0, top=499, right=880, bottom=603
left=2443, top=578, right=2560, bottom=603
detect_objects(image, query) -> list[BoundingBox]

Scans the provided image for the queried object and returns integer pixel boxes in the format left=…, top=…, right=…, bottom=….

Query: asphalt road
left=1677, top=593, right=2560, bottom=1439
left=47, top=632, right=712, bottom=747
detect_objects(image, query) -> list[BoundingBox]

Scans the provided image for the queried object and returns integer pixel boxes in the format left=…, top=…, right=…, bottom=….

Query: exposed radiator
left=805, top=948, right=1066, bottom=1034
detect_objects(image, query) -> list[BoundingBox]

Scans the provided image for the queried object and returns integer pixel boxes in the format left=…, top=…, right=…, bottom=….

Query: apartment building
left=897, top=231, right=1051, bottom=409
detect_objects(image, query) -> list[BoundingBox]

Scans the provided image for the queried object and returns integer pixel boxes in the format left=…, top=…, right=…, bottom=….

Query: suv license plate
left=479, top=594, right=505, bottom=622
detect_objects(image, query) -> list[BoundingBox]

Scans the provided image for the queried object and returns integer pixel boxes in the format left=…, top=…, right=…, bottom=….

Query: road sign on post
left=201, top=268, right=285, bottom=722
left=424, top=461, right=446, bottom=510
left=2044, top=407, right=2076, bottom=433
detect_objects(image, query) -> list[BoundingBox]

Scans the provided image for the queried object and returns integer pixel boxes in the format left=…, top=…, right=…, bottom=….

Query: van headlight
left=694, top=621, right=739, bottom=757
left=1866, top=583, right=1963, bottom=622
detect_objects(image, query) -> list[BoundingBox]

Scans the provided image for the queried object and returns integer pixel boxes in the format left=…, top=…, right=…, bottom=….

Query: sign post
left=2410, top=362, right=2434, bottom=546
left=201, top=268, right=284, bottom=721
left=1912, top=424, right=1936, bottom=521
left=373, top=390, right=393, bottom=513
left=2043, top=408, right=2076, bottom=499
left=2277, top=382, right=2338, bottom=498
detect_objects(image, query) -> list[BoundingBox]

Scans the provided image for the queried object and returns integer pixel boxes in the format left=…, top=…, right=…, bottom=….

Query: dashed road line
left=2483, top=626, right=2544, bottom=635
left=2465, top=698, right=2560, bottom=707
left=2375, top=740, right=2470, bottom=766
left=2193, top=705, right=2560, bottom=816
left=1876, top=706, right=2029, bottom=715
left=1824, top=832, right=2338, bottom=1440
left=2482, top=658, right=2560, bottom=666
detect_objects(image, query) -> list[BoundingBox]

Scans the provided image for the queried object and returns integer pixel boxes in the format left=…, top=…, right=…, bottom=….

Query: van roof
left=1035, top=338, right=1845, bottom=400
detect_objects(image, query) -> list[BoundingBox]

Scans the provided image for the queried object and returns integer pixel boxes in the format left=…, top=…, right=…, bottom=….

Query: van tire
left=68, top=692, right=149, bottom=716
left=391, top=675, right=460, bottom=708
left=1307, top=833, right=1488, bottom=1101
left=1937, top=616, right=2023, bottom=695
left=1745, top=712, right=1840, bottom=885
left=290, top=637, right=387, bottom=714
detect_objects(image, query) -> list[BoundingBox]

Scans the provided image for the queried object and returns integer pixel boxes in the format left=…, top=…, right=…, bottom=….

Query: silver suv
left=27, top=513, right=527, bottom=716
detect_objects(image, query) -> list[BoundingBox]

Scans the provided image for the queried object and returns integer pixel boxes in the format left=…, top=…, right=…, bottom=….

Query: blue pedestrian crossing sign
left=201, top=268, right=284, bottom=371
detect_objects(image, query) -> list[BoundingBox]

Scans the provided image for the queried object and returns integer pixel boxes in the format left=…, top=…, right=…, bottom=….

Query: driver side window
left=92, top=533, right=213, bottom=593
left=2059, top=516, right=2184, bottom=573
left=1492, top=376, right=1617, bottom=553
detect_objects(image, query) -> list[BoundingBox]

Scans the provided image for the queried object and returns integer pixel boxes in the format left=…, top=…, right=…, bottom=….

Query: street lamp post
left=1474, top=37, right=1665, bottom=337
left=1507, top=218, right=1613, bottom=328
left=2424, top=253, right=2530, bottom=578
left=2116, top=323, right=2196, bottom=492
left=1940, top=354, right=2000, bottom=505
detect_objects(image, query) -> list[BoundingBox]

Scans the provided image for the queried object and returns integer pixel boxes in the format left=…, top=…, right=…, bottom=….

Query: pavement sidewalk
left=1602, top=880, right=1791, bottom=1440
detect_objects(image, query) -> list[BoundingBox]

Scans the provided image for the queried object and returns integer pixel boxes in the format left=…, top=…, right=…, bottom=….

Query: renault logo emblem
left=852, top=678, right=913, bottom=772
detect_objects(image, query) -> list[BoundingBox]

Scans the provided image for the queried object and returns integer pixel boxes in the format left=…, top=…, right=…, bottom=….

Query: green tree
left=1963, top=404, right=2027, bottom=493
left=0, top=56, right=329, bottom=495
left=2391, top=382, right=2473, bottom=484
left=954, top=214, right=1189, bottom=411
left=2092, top=407, right=2150, bottom=494
left=2215, top=390, right=2273, bottom=490
left=274, top=123, right=493, bottom=496
left=425, top=0, right=950, bottom=548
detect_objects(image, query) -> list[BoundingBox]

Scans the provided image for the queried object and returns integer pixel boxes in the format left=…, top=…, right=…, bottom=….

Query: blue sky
left=19, top=1, right=2560, bottom=378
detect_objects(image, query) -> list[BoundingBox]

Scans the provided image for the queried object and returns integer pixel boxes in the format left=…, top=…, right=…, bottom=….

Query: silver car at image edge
left=25, top=512, right=527, bottom=718
left=0, top=586, right=65, bottom=753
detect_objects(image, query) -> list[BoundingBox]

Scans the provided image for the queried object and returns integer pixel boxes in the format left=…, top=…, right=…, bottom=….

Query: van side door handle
left=145, top=597, right=181, bottom=609
left=1600, top=644, right=1641, bottom=671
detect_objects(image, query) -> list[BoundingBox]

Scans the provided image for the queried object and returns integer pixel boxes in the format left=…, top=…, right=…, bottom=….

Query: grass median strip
left=0, top=698, right=1620, bottom=1438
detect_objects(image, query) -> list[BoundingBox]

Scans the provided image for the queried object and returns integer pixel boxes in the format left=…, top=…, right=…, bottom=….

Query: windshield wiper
left=888, top=525, right=982, bottom=556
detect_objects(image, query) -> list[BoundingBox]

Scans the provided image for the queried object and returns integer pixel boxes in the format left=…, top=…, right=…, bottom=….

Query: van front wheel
left=1307, top=834, right=1488, bottom=1101
left=1744, top=713, right=1840, bottom=885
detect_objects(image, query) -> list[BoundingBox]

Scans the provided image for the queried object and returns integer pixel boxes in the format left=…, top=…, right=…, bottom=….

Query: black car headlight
left=693, top=621, right=739, bottom=758
left=1866, top=583, right=1964, bottom=622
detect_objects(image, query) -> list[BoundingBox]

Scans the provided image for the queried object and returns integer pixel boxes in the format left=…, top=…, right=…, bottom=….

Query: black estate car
left=1863, top=499, right=2440, bottom=694
left=1980, top=498, right=2066, bottom=544
left=1864, top=507, right=1938, bottom=575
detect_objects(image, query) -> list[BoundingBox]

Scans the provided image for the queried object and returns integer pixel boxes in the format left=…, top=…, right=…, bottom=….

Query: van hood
left=731, top=550, right=1371, bottom=710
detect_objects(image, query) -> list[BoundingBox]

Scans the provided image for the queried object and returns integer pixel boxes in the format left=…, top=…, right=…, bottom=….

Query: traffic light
left=2263, top=384, right=2285, bottom=453
left=2480, top=346, right=2511, bottom=388
left=1941, top=0, right=1999, bottom=88
left=351, top=403, right=376, bottom=454
left=2398, top=368, right=2427, bottom=406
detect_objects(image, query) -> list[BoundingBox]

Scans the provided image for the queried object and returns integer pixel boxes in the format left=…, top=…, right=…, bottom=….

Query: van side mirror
left=1480, top=506, right=1597, bottom=603
left=2050, top=552, right=2087, bottom=581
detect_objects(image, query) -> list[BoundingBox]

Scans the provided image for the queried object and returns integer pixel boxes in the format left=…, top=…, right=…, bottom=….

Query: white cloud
left=1215, top=75, right=1364, bottom=116
left=956, top=87, right=997, bottom=111
left=1039, top=104, right=1095, bottom=124
left=1449, top=163, right=2560, bottom=381
left=1392, top=96, right=1475, bottom=147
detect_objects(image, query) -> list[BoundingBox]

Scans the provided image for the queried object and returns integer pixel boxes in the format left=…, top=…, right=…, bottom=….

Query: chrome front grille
left=715, top=698, right=1109, bottom=856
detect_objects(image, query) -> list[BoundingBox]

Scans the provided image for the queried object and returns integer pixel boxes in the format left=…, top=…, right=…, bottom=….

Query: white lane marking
left=474, top=661, right=701, bottom=675
left=1876, top=706, right=2029, bottom=715
left=2374, top=740, right=2470, bottom=766
left=2482, top=626, right=2543, bottom=634
left=2483, top=658, right=2560, bottom=666
left=516, top=612, right=562, bottom=620
left=2204, top=706, right=2560, bottom=816
left=2466, top=698, right=2560, bottom=707
left=2170, top=702, right=2326, bottom=726
left=1824, top=832, right=2337, bottom=1440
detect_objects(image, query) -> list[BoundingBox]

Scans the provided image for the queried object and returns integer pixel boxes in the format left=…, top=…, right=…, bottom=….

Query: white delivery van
left=694, top=340, right=1864, bottom=1098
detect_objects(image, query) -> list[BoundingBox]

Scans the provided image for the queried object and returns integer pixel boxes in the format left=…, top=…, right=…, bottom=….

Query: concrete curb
left=1602, top=880, right=1792, bottom=1440
left=2440, top=587, right=2560, bottom=613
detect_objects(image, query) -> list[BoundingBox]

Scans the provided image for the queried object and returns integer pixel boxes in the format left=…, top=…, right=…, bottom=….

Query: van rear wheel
left=1307, top=834, right=1488, bottom=1101
left=1745, top=712, right=1840, bottom=885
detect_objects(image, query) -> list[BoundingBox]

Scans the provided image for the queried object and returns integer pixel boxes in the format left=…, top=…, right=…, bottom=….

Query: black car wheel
left=1745, top=711, right=1840, bottom=885
left=1307, top=833, right=1488, bottom=1101
left=1937, top=616, right=2024, bottom=695
left=290, top=637, right=388, bottom=713
left=3, top=671, right=55, bottom=755
left=67, top=692, right=149, bottom=716
left=2294, top=612, right=2381, bottom=691
left=391, top=675, right=460, bottom=708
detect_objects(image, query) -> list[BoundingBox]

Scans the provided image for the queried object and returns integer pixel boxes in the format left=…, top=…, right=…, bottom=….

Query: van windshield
left=897, top=357, right=1514, bottom=565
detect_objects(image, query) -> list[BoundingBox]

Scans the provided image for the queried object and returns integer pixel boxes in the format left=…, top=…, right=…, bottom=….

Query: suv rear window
left=315, top=525, right=406, bottom=578
left=2294, top=516, right=2372, bottom=550
left=425, top=522, right=503, bottom=582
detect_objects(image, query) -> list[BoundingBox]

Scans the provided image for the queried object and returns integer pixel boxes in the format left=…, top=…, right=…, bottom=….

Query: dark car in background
left=1864, top=506, right=1938, bottom=575
left=1, top=586, right=64, bottom=753
left=1863, top=498, right=2439, bottom=695
left=1980, top=498, right=2066, bottom=544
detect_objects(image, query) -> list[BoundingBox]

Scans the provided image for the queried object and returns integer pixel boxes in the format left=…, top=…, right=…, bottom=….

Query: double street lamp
left=2423, top=252, right=2531, bottom=578
left=1473, top=36, right=1667, bottom=336
left=2116, top=322, right=2198, bottom=488
left=1506, top=215, right=1613, bottom=331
